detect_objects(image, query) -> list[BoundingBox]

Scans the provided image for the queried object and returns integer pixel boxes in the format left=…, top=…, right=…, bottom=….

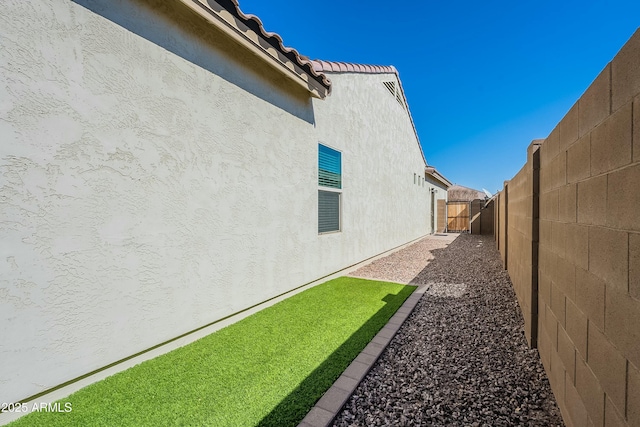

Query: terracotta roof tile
left=217, top=0, right=331, bottom=91
left=311, top=60, right=397, bottom=74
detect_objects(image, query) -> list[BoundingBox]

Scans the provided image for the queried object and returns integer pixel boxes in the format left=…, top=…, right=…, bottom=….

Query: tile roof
left=179, top=0, right=331, bottom=97
left=448, top=184, right=486, bottom=201
left=311, top=60, right=397, bottom=74
left=220, top=0, right=330, bottom=87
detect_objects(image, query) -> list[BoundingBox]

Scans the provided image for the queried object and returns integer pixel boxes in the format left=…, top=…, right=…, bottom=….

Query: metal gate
left=446, top=201, right=470, bottom=233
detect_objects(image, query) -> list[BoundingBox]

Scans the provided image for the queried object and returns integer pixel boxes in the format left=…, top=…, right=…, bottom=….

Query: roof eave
left=176, top=0, right=330, bottom=99
left=425, top=167, right=453, bottom=188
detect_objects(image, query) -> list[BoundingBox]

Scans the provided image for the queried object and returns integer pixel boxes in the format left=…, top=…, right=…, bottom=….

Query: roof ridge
left=311, top=60, right=397, bottom=74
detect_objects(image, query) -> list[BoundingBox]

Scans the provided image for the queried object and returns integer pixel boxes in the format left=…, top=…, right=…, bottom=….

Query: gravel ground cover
left=348, top=234, right=456, bottom=284
left=334, top=233, right=564, bottom=427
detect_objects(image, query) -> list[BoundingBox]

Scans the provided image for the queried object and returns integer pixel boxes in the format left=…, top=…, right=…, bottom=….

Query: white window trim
left=318, top=143, right=343, bottom=234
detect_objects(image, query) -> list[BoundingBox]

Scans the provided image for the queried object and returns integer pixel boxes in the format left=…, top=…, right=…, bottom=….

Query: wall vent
left=383, top=81, right=396, bottom=97
left=396, top=91, right=403, bottom=106
left=382, top=81, right=405, bottom=110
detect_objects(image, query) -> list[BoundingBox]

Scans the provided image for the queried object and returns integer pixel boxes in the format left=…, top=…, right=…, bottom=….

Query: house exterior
left=310, top=60, right=450, bottom=242
left=0, top=0, right=450, bottom=409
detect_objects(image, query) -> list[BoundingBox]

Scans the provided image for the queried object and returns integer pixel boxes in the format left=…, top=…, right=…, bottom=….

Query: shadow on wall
left=72, top=0, right=316, bottom=124
left=256, top=288, right=415, bottom=427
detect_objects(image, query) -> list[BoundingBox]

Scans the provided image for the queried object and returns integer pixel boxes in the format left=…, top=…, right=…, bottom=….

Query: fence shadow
left=256, top=286, right=415, bottom=427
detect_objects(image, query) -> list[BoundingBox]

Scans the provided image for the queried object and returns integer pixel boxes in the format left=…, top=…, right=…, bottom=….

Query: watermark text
left=1, top=402, right=72, bottom=413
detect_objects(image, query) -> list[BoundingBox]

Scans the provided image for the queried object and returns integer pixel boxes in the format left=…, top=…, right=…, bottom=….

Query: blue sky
left=238, top=0, right=639, bottom=193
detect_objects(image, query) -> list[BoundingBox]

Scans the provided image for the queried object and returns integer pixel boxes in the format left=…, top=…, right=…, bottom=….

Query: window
left=318, top=144, right=341, bottom=233
left=318, top=190, right=340, bottom=233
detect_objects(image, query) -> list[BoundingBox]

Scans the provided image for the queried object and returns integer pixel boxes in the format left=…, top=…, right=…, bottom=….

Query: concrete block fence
left=495, top=28, right=640, bottom=427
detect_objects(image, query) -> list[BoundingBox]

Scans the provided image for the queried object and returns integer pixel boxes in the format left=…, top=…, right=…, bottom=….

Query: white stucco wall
left=426, top=177, right=449, bottom=233
left=312, top=72, right=431, bottom=269
left=1, top=0, right=434, bottom=404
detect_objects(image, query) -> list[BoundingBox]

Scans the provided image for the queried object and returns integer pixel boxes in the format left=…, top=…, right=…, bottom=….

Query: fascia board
left=176, top=0, right=329, bottom=99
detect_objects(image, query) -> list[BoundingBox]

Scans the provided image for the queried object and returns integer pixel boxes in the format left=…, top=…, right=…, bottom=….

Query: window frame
left=318, top=143, right=342, bottom=234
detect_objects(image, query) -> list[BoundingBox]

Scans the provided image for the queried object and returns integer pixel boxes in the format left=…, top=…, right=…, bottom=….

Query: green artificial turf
left=10, top=277, right=414, bottom=427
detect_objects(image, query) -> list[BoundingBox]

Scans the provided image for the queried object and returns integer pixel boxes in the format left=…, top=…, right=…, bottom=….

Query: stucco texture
left=1, top=0, right=436, bottom=403
left=312, top=72, right=437, bottom=272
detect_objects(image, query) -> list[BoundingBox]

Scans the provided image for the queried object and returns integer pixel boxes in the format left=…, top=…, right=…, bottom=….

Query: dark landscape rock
left=333, top=234, right=564, bottom=427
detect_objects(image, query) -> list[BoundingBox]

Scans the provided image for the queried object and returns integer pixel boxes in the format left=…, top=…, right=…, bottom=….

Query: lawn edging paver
left=297, top=285, right=426, bottom=427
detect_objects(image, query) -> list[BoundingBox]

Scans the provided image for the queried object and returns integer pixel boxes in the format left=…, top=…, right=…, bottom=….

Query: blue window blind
left=318, top=144, right=341, bottom=189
